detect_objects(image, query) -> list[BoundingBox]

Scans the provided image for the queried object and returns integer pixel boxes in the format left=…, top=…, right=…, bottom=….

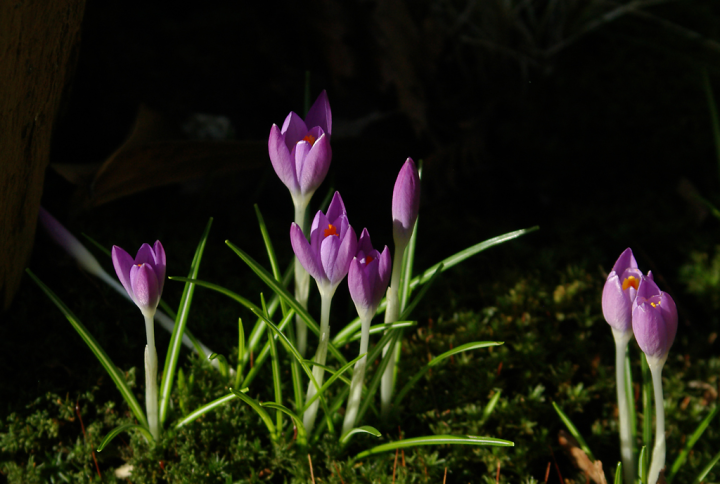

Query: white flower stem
left=143, top=312, right=160, bottom=441
left=303, top=289, right=333, bottom=434
left=294, top=203, right=311, bottom=357
left=342, top=311, right=374, bottom=434
left=612, top=329, right=635, bottom=484
left=647, top=357, right=667, bottom=484
left=381, top=244, right=406, bottom=417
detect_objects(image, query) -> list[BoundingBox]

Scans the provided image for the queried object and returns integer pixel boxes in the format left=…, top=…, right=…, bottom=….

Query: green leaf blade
left=354, top=434, right=513, bottom=459
left=26, top=270, right=149, bottom=430
left=159, top=217, right=213, bottom=425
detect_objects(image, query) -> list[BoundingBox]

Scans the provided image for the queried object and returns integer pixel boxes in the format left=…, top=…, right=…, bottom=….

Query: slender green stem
left=613, top=329, right=635, bottom=484
left=303, top=288, right=333, bottom=433
left=642, top=354, right=653, bottom=450
left=342, top=312, right=373, bottom=434
left=381, top=243, right=405, bottom=417
left=143, top=312, right=159, bottom=440
left=648, top=358, right=667, bottom=484
left=294, top=203, right=311, bottom=356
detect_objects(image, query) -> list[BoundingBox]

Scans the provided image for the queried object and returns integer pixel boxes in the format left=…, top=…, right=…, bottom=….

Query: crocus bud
left=392, top=158, right=420, bottom=248
left=602, top=248, right=649, bottom=333
left=112, top=241, right=166, bottom=317
left=290, top=192, right=357, bottom=293
left=268, top=91, right=332, bottom=209
left=348, top=229, right=391, bottom=319
left=632, top=277, right=678, bottom=365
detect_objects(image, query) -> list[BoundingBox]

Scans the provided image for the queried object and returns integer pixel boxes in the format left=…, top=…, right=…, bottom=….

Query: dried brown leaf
left=558, top=430, right=607, bottom=484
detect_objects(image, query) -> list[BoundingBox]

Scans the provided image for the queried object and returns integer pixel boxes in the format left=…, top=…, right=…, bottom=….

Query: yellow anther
left=622, top=276, right=639, bottom=291
left=324, top=224, right=339, bottom=238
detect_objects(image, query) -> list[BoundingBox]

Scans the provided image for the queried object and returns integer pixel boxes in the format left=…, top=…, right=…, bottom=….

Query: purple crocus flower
left=112, top=242, right=166, bottom=316
left=632, top=277, right=678, bottom=363
left=392, top=158, right=421, bottom=247
left=348, top=229, right=391, bottom=318
left=268, top=91, right=332, bottom=208
left=290, top=192, right=357, bottom=293
left=602, top=248, right=650, bottom=333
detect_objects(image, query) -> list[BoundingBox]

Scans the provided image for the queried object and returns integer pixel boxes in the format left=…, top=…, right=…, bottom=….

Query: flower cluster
left=602, top=248, right=677, bottom=364
left=268, top=91, right=332, bottom=211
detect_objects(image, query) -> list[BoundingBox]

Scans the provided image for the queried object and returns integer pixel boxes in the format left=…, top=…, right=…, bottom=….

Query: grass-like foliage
left=8, top=183, right=538, bottom=482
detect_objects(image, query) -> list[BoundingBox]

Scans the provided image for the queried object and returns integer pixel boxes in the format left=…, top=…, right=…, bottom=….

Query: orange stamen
left=622, top=276, right=639, bottom=291
left=324, top=224, right=339, bottom=237
left=302, top=134, right=317, bottom=146
left=365, top=256, right=374, bottom=265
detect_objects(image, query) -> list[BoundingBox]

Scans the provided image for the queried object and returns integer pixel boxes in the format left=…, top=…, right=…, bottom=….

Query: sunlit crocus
left=602, top=248, right=646, bottom=334
left=343, top=229, right=391, bottom=434
left=602, top=247, right=650, bottom=484
left=290, top=191, right=356, bottom=297
left=112, top=242, right=166, bottom=318
left=632, top=277, right=678, bottom=366
left=112, top=241, right=166, bottom=440
left=268, top=90, right=332, bottom=211
left=291, top=191, right=357, bottom=433
left=39, top=207, right=214, bottom=361
left=382, top=157, right=421, bottom=416
left=632, top=276, right=677, bottom=484
left=348, top=229, right=392, bottom=319
left=392, top=158, right=421, bottom=249
left=270, top=91, right=333, bottom=357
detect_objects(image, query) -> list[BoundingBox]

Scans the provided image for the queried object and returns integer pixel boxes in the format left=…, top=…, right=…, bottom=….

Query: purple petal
left=130, top=263, right=160, bottom=312
left=611, top=248, right=638, bottom=274
left=348, top=258, right=373, bottom=313
left=392, top=158, right=420, bottom=245
left=357, top=228, right=373, bottom=256
left=291, top=223, right=325, bottom=283
left=636, top=276, right=661, bottom=302
left=153, top=241, right=166, bottom=296
left=269, top=124, right=299, bottom=194
left=310, top=210, right=330, bottom=251
left=326, top=192, right=346, bottom=222
left=659, top=291, right=678, bottom=351
left=320, top=231, right=341, bottom=283
left=135, top=243, right=155, bottom=266
left=112, top=246, right=136, bottom=302
left=281, top=111, right=308, bottom=147
left=601, top=273, right=633, bottom=333
left=633, top=301, right=668, bottom=359
left=292, top=140, right=312, bottom=187
left=375, top=245, right=392, bottom=303
left=304, top=90, right=332, bottom=136
left=328, top=225, right=357, bottom=287
left=298, top=133, right=331, bottom=196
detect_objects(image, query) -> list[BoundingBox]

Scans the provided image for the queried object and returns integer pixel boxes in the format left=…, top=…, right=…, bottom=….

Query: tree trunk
left=0, top=0, right=86, bottom=310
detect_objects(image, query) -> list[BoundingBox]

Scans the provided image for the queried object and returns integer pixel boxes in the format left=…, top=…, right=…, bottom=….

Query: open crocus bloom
left=602, top=248, right=650, bottom=333
left=112, top=241, right=166, bottom=316
left=348, top=228, right=391, bottom=319
left=632, top=277, right=678, bottom=365
left=290, top=191, right=356, bottom=294
left=268, top=91, right=332, bottom=209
